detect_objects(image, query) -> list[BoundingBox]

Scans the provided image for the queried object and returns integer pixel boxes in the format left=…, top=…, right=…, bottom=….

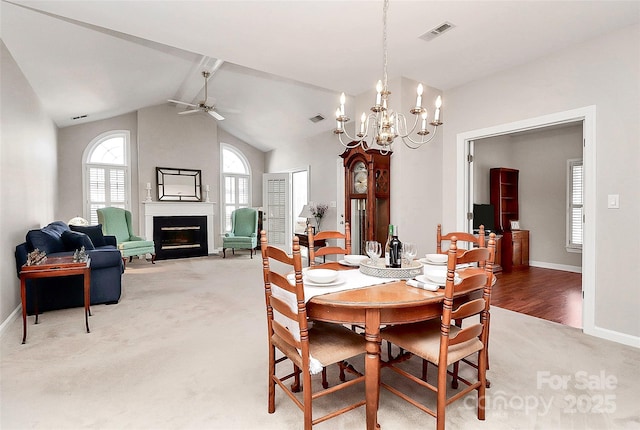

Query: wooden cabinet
left=511, top=230, right=529, bottom=268
left=502, top=230, right=529, bottom=271
left=490, top=168, right=519, bottom=234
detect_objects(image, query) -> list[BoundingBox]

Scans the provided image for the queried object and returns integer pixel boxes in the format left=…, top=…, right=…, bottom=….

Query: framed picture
left=510, top=220, right=521, bottom=230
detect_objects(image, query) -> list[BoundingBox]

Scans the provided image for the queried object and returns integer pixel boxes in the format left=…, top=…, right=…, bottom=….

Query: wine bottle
left=389, top=225, right=403, bottom=268
left=384, top=224, right=393, bottom=267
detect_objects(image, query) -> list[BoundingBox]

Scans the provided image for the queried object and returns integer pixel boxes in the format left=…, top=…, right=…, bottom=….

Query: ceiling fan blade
left=168, top=99, right=197, bottom=108
left=178, top=109, right=200, bottom=115
left=208, top=110, right=225, bottom=121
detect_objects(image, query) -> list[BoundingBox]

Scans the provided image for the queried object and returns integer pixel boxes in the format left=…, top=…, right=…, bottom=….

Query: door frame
left=455, top=105, right=596, bottom=337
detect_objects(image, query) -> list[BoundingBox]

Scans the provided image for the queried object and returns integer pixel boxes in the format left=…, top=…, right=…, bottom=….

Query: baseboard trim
left=0, top=304, right=21, bottom=339
left=529, top=260, right=582, bottom=273
left=584, top=325, right=640, bottom=349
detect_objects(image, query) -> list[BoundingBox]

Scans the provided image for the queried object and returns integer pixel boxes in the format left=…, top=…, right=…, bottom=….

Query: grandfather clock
left=340, top=145, right=391, bottom=254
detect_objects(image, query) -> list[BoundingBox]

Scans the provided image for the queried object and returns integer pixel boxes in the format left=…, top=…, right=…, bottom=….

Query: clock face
left=354, top=171, right=368, bottom=193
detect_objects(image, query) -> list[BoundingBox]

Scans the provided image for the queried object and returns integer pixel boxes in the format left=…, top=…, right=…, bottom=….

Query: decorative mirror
left=156, top=167, right=202, bottom=201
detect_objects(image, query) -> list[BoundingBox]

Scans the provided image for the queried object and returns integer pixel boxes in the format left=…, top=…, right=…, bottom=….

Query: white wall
left=1, top=41, right=58, bottom=324
left=443, top=24, right=640, bottom=339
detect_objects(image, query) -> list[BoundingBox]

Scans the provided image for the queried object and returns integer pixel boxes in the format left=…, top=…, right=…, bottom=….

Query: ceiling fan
left=168, top=71, right=224, bottom=121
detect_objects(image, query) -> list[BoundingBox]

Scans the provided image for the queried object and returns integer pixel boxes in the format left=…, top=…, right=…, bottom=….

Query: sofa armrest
left=15, top=243, right=28, bottom=278
left=87, top=249, right=124, bottom=271
left=104, top=235, right=117, bottom=247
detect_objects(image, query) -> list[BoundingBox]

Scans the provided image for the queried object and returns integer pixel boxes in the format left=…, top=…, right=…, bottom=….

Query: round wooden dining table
left=306, top=262, right=480, bottom=430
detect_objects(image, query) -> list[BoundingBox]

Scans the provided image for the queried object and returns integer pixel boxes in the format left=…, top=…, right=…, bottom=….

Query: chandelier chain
left=382, top=0, right=388, bottom=90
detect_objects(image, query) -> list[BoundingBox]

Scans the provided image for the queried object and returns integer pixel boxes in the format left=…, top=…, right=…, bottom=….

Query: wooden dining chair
left=436, top=223, right=485, bottom=256
left=307, top=222, right=351, bottom=266
left=380, top=236, right=495, bottom=430
left=259, top=231, right=366, bottom=429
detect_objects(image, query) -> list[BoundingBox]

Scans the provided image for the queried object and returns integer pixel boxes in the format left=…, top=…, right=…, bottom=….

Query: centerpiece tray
left=359, top=259, right=423, bottom=280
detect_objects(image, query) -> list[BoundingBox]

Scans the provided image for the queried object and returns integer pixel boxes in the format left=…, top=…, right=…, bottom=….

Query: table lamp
left=298, top=205, right=314, bottom=233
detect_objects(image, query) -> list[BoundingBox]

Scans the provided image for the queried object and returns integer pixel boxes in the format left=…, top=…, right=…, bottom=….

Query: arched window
left=221, top=144, right=251, bottom=231
left=83, top=131, right=130, bottom=225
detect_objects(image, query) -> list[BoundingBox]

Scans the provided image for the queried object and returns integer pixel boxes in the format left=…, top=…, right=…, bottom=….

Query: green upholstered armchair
left=222, top=208, right=258, bottom=258
left=97, top=207, right=156, bottom=265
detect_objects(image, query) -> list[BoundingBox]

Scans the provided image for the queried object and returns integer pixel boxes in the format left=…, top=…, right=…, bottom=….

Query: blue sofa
left=15, top=221, right=124, bottom=315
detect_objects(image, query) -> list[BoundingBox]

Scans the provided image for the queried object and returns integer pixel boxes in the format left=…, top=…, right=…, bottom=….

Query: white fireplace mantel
left=142, top=202, right=216, bottom=254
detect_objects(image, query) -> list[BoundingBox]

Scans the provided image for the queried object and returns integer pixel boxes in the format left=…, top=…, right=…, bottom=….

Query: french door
left=262, top=173, right=291, bottom=253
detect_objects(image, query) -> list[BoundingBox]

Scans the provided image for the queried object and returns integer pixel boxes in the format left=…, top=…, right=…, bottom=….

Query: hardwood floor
left=491, top=266, right=582, bottom=328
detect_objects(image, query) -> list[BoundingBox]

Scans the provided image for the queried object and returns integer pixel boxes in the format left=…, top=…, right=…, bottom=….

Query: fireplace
left=153, top=216, right=208, bottom=260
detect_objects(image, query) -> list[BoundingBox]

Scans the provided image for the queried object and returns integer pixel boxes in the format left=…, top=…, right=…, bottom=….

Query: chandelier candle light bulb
left=333, top=0, right=444, bottom=152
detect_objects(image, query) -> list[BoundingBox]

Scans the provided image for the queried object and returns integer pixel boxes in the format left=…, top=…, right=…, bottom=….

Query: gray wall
left=443, top=24, right=639, bottom=337
left=474, top=125, right=583, bottom=268
left=57, top=112, right=139, bottom=224
left=1, top=41, right=58, bottom=323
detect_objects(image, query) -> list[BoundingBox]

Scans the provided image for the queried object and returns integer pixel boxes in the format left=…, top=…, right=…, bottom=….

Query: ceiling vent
left=309, top=114, right=325, bottom=123
left=71, top=114, right=88, bottom=120
left=419, top=21, right=455, bottom=42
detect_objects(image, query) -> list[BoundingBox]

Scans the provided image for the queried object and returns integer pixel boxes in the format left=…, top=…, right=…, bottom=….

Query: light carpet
left=1, top=256, right=639, bottom=429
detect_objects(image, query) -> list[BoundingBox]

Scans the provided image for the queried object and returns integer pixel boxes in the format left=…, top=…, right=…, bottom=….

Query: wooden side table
left=19, top=256, right=91, bottom=344
left=294, top=233, right=326, bottom=266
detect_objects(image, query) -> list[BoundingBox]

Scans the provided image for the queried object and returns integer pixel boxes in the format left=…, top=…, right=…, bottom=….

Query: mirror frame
left=156, top=167, right=202, bottom=201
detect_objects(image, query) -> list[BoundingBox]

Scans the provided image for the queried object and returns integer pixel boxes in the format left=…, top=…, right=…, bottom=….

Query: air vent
left=309, top=114, right=325, bottom=123
left=419, top=21, right=455, bottom=42
left=71, top=114, right=88, bottom=120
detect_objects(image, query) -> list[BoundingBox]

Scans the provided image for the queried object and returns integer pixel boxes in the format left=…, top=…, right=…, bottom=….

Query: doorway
left=456, top=106, right=596, bottom=334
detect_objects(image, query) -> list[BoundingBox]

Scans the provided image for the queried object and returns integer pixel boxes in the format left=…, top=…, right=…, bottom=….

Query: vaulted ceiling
left=2, top=0, right=639, bottom=151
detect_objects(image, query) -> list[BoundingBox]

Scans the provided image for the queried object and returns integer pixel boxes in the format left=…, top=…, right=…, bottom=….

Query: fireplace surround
left=143, top=202, right=216, bottom=257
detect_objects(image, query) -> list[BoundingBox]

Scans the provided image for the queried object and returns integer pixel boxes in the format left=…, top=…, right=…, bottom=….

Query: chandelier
left=334, top=0, right=443, bottom=152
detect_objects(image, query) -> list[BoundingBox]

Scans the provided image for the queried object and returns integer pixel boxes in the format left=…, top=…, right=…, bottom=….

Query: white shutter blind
left=568, top=160, right=583, bottom=248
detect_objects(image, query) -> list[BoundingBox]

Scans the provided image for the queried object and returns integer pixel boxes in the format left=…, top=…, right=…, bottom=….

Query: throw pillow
left=70, top=224, right=107, bottom=248
left=61, top=230, right=95, bottom=251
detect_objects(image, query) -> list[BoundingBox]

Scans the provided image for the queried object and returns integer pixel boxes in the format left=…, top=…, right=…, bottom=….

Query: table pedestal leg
left=365, top=308, right=382, bottom=430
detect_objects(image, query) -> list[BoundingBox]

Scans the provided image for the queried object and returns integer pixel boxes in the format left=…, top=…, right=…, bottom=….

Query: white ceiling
left=2, top=0, right=639, bottom=151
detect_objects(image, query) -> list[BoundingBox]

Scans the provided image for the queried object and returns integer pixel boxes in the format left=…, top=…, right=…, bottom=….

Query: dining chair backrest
left=436, top=223, right=485, bottom=256
left=307, top=222, right=351, bottom=266
left=259, top=230, right=367, bottom=428
left=260, top=231, right=309, bottom=358
left=441, top=235, right=495, bottom=350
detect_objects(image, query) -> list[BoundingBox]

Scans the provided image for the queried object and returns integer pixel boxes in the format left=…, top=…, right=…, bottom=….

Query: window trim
left=82, top=130, right=131, bottom=224
left=566, top=158, right=583, bottom=253
left=220, top=143, right=252, bottom=233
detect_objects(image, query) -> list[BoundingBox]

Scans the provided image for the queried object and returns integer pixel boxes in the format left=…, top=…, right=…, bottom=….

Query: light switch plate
left=607, top=194, right=620, bottom=209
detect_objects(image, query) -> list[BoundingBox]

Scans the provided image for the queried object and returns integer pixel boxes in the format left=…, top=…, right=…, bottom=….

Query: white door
left=466, top=140, right=475, bottom=233
left=263, top=173, right=291, bottom=253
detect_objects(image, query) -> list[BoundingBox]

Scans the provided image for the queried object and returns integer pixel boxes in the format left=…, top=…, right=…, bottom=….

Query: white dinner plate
left=419, top=257, right=446, bottom=266
left=414, top=275, right=443, bottom=288
left=338, top=259, right=362, bottom=267
left=287, top=273, right=346, bottom=287
left=304, top=275, right=346, bottom=287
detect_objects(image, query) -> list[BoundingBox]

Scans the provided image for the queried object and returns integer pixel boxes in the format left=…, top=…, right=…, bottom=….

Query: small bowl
left=423, top=268, right=448, bottom=285
left=344, top=254, right=368, bottom=265
left=306, top=269, right=339, bottom=284
left=425, top=253, right=448, bottom=264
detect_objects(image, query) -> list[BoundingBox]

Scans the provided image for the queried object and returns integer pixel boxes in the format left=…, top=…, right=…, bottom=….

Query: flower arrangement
left=310, top=203, right=329, bottom=231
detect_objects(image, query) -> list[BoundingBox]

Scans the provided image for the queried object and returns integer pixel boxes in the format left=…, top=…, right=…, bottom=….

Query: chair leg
left=129, top=256, right=133, bottom=263
left=151, top=254, right=156, bottom=264
left=451, top=361, right=460, bottom=389
left=268, top=345, right=276, bottom=414
left=222, top=248, right=226, bottom=258
left=422, top=359, right=429, bottom=381
left=321, top=367, right=328, bottom=389
left=291, top=364, right=301, bottom=392
left=121, top=257, right=127, bottom=267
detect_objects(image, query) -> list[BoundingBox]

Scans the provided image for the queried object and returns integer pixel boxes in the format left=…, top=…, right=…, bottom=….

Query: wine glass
left=365, top=241, right=382, bottom=266
left=402, top=242, right=417, bottom=268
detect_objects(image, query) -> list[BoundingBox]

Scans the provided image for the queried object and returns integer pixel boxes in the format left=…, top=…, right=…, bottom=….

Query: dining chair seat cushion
left=271, top=321, right=366, bottom=369
left=382, top=320, right=483, bottom=366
